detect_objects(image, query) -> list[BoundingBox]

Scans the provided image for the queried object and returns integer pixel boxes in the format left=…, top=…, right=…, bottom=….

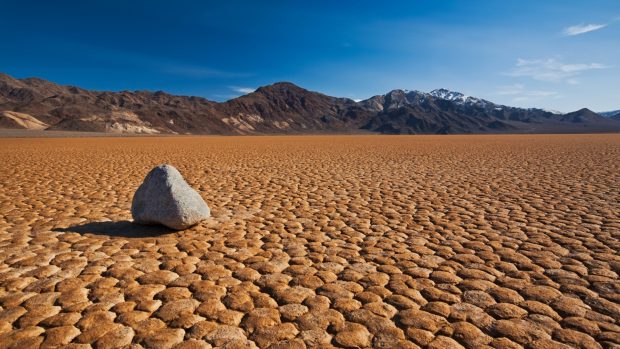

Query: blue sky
left=1, top=0, right=618, bottom=112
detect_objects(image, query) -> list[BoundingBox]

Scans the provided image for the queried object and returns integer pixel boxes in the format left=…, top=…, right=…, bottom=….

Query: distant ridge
left=599, top=109, right=620, bottom=118
left=560, top=108, right=609, bottom=123
left=2, top=72, right=620, bottom=135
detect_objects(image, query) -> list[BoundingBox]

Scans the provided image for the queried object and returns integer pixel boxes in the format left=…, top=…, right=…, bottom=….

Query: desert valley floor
left=0, top=134, right=619, bottom=349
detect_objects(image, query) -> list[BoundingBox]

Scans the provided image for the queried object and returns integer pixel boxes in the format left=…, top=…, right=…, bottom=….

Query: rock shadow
left=53, top=220, right=175, bottom=238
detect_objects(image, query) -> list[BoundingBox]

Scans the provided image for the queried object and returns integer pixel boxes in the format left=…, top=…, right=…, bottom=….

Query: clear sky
left=1, top=0, right=618, bottom=112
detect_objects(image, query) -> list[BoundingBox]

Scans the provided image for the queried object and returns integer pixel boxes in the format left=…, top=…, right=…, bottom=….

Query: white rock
left=131, top=164, right=210, bottom=230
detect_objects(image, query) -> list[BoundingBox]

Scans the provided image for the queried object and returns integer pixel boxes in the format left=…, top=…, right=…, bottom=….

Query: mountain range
left=1, top=72, right=619, bottom=135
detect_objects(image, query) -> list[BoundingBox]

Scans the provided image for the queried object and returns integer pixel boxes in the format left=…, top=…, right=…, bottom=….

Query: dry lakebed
left=0, top=134, right=619, bottom=349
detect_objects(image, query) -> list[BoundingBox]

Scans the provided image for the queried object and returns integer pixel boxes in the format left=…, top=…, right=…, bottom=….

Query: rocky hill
left=2, top=72, right=620, bottom=135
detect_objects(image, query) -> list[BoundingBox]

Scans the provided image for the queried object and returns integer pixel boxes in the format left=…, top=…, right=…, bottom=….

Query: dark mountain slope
left=215, top=82, right=372, bottom=133
left=559, top=108, right=609, bottom=123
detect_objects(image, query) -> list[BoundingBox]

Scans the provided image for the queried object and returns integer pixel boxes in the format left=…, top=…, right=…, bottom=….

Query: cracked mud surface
left=0, top=134, right=619, bottom=349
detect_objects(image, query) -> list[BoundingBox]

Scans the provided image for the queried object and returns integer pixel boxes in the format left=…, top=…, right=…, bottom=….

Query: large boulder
left=131, top=164, right=210, bottom=230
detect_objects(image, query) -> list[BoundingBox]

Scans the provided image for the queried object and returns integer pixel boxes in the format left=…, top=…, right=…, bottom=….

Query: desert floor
left=0, top=134, right=619, bottom=349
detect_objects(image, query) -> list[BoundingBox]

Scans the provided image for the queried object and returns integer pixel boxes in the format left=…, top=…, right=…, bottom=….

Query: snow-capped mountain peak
left=429, top=88, right=466, bottom=101
left=428, top=88, right=492, bottom=108
left=598, top=109, right=620, bottom=117
left=542, top=108, right=563, bottom=115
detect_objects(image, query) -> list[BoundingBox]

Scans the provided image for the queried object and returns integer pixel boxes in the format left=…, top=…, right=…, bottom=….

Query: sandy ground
left=0, top=129, right=169, bottom=138
left=0, top=134, right=619, bottom=349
